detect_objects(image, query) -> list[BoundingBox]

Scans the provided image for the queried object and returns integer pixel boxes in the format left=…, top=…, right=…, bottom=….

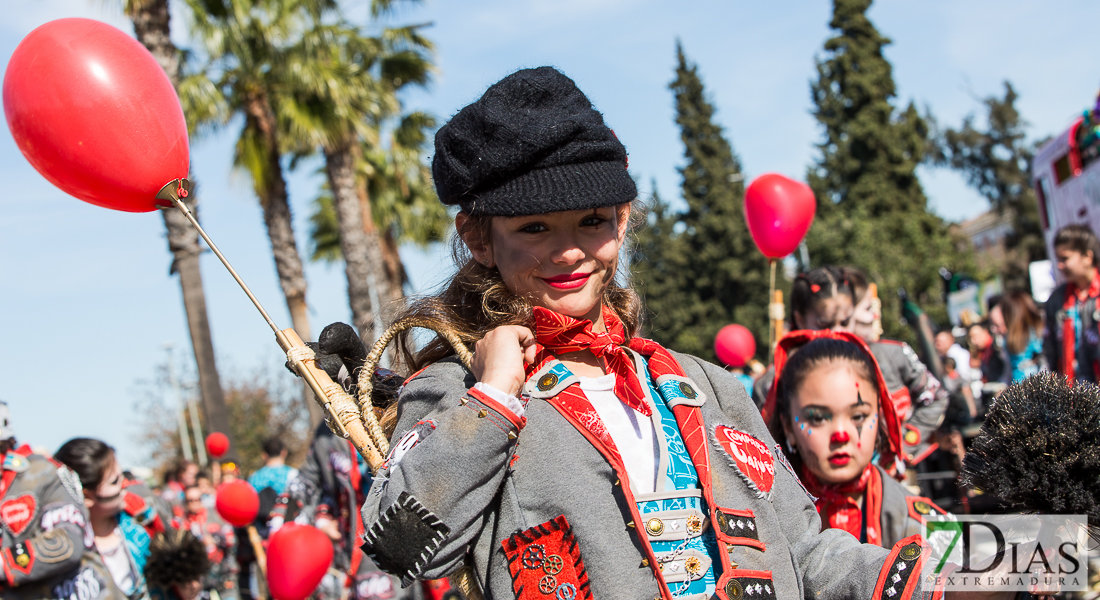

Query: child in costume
left=342, top=67, right=965, bottom=600
left=0, top=405, right=122, bottom=600
left=55, top=438, right=169, bottom=600
left=762, top=331, right=947, bottom=549
left=754, top=267, right=948, bottom=467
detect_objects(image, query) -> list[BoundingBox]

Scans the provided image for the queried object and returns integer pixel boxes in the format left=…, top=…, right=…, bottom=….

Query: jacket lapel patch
left=712, top=426, right=775, bottom=498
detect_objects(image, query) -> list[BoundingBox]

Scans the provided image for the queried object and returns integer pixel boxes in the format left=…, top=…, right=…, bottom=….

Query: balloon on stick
left=215, top=480, right=259, bottom=527
left=267, top=524, right=334, bottom=600
left=2, top=18, right=389, bottom=475
left=715, top=325, right=756, bottom=368
left=743, top=173, right=816, bottom=259
left=743, top=173, right=816, bottom=361
left=3, top=18, right=189, bottom=212
left=206, top=432, right=230, bottom=459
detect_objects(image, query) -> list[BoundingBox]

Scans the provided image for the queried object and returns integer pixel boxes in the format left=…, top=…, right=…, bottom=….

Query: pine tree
left=806, top=0, right=966, bottom=336
left=631, top=44, right=771, bottom=362
left=934, top=82, right=1044, bottom=290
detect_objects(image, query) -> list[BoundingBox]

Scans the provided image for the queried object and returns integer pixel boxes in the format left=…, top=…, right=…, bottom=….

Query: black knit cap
left=432, top=66, right=636, bottom=216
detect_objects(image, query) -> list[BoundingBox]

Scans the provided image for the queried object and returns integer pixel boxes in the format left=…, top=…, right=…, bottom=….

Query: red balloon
left=715, top=324, right=756, bottom=368
left=206, top=432, right=230, bottom=458
left=744, top=173, right=816, bottom=258
left=267, top=524, right=334, bottom=600
left=3, top=18, right=189, bottom=213
left=215, top=480, right=259, bottom=527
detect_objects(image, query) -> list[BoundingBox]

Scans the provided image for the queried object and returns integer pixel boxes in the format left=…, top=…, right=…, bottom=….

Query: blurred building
left=956, top=208, right=1015, bottom=270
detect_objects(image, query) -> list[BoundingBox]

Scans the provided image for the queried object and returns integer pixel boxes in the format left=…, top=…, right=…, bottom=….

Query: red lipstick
left=828, top=453, right=851, bottom=467
left=542, top=272, right=592, bottom=290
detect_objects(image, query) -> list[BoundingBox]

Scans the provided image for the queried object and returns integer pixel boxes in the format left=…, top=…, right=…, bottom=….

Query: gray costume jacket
left=361, top=351, right=940, bottom=600
left=1, top=450, right=125, bottom=600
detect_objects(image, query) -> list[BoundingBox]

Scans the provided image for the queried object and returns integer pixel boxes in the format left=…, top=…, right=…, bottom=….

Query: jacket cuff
left=466, top=388, right=526, bottom=432
left=873, top=534, right=932, bottom=600
left=472, top=382, right=527, bottom=418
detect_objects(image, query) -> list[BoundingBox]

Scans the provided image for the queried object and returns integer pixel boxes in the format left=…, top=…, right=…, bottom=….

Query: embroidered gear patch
left=712, top=427, right=775, bottom=497
left=361, top=492, right=450, bottom=585
left=1, top=493, right=37, bottom=536
left=502, top=515, right=592, bottom=600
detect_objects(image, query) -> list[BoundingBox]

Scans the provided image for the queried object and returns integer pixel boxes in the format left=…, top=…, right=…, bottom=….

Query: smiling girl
left=763, top=332, right=946, bottom=548
left=347, top=67, right=976, bottom=600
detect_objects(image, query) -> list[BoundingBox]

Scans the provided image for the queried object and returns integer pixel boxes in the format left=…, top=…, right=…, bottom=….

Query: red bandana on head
left=532, top=306, right=652, bottom=417
left=762, top=329, right=900, bottom=467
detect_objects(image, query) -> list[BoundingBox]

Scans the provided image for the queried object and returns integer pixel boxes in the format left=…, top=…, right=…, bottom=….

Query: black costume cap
left=432, top=66, right=636, bottom=216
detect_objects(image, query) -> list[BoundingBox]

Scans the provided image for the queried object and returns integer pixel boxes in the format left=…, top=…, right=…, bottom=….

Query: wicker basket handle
left=355, top=317, right=473, bottom=460
left=353, top=319, right=484, bottom=600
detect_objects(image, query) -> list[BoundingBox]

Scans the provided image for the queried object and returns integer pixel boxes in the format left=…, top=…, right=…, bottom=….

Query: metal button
left=900, top=543, right=922, bottom=561
left=725, top=579, right=743, bottom=600
left=686, top=514, right=702, bottom=535
left=645, top=518, right=665, bottom=536
left=537, top=373, right=559, bottom=391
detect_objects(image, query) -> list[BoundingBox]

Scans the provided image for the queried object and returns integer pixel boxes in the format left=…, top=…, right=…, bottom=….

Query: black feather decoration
left=144, top=530, right=211, bottom=590
left=961, top=373, right=1100, bottom=531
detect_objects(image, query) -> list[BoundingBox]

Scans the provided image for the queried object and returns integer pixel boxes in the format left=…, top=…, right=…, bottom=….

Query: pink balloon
left=267, top=524, right=334, bottom=600
left=215, top=480, right=259, bottom=527
left=715, top=324, right=756, bottom=368
left=744, top=173, right=816, bottom=258
left=3, top=18, right=189, bottom=213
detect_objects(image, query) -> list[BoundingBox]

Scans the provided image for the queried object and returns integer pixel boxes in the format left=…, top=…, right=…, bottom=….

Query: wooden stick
left=247, top=525, right=268, bottom=582
left=773, top=290, right=785, bottom=342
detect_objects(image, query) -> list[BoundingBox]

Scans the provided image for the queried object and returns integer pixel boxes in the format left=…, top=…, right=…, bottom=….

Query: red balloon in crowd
left=215, top=480, right=259, bottom=527
left=267, top=524, right=334, bottom=600
left=3, top=18, right=189, bottom=213
left=715, top=324, right=756, bottom=368
left=743, top=173, right=816, bottom=259
left=206, top=432, right=230, bottom=458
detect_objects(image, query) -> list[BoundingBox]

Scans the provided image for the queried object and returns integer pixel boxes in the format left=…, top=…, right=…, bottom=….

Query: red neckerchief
left=1061, top=273, right=1100, bottom=380
left=801, top=463, right=883, bottom=545
left=532, top=306, right=652, bottom=416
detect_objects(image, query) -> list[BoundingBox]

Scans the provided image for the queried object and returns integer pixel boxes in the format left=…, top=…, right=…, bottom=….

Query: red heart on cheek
left=714, top=426, right=775, bottom=496
left=1, top=494, right=38, bottom=536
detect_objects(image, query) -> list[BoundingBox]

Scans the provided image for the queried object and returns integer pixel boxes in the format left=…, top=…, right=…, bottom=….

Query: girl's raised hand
left=473, top=325, right=537, bottom=396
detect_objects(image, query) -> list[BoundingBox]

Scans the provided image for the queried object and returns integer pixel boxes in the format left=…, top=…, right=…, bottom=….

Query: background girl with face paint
left=763, top=331, right=948, bottom=548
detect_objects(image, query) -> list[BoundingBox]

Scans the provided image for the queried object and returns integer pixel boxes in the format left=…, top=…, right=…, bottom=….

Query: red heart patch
left=1, top=494, right=37, bottom=536
left=714, top=426, right=775, bottom=496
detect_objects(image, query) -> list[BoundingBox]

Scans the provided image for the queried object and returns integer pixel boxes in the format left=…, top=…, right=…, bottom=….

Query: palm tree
left=183, top=0, right=324, bottom=427
left=125, top=0, right=235, bottom=456
left=284, top=11, right=436, bottom=342
left=309, top=111, right=449, bottom=306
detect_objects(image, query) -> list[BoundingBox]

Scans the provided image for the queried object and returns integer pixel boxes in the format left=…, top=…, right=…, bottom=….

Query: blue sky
left=2, top=0, right=1098, bottom=468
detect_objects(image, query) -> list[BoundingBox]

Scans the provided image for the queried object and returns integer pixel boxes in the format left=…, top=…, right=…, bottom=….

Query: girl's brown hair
left=380, top=204, right=643, bottom=434
left=999, top=290, right=1043, bottom=355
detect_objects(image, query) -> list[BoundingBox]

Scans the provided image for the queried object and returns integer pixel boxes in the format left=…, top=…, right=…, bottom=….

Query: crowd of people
left=3, top=66, right=1090, bottom=600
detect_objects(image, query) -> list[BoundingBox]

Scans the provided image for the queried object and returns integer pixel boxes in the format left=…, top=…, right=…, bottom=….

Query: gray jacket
left=1, top=452, right=125, bottom=600
left=362, top=352, right=936, bottom=600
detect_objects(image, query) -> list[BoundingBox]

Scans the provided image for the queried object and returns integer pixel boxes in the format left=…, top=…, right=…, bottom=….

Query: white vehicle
left=1033, top=103, right=1100, bottom=260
